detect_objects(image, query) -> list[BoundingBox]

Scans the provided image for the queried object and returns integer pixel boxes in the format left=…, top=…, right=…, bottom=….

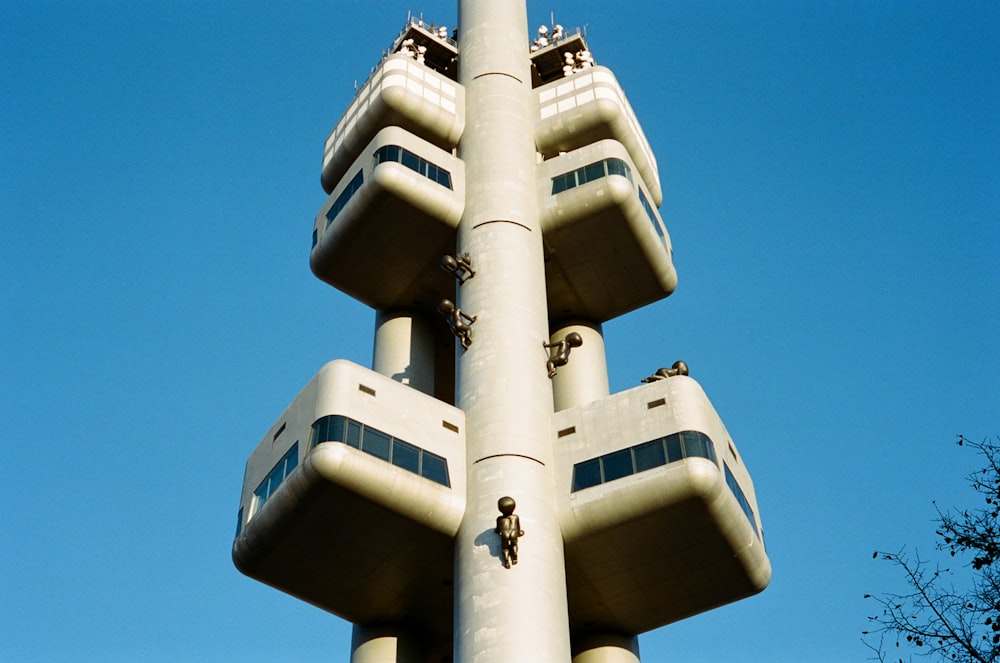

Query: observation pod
left=553, top=375, right=771, bottom=636
left=233, top=360, right=466, bottom=650
left=539, top=139, right=677, bottom=323
left=321, top=21, right=463, bottom=195
left=535, top=65, right=662, bottom=207
left=311, top=126, right=465, bottom=312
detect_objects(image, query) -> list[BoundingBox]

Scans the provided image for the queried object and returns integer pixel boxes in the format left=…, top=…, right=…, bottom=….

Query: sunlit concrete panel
left=538, top=140, right=676, bottom=323
left=311, top=126, right=464, bottom=312
left=535, top=66, right=662, bottom=206
left=322, top=52, right=464, bottom=194
left=233, top=360, right=466, bottom=646
left=553, top=376, right=771, bottom=635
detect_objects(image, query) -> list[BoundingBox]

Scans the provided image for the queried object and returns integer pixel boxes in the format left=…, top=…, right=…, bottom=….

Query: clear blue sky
left=2, top=1, right=997, bottom=661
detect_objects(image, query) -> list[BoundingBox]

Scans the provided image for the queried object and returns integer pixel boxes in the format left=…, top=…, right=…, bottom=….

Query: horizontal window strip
left=570, top=430, right=717, bottom=492
left=309, top=414, right=451, bottom=488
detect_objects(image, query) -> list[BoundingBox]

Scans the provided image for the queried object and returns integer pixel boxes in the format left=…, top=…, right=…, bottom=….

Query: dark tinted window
left=346, top=419, right=362, bottom=448
left=582, top=161, right=605, bottom=184
left=363, top=428, right=391, bottom=461
left=421, top=452, right=450, bottom=487
left=606, top=158, right=629, bottom=179
left=602, top=448, right=633, bottom=482
left=681, top=431, right=715, bottom=462
left=634, top=439, right=666, bottom=472
left=401, top=149, right=419, bottom=171
left=392, top=439, right=420, bottom=473
left=572, top=458, right=601, bottom=491
left=665, top=434, right=683, bottom=462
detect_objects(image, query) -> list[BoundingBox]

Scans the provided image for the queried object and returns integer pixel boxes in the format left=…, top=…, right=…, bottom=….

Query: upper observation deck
left=538, top=139, right=676, bottom=323
left=312, top=126, right=464, bottom=312
left=530, top=32, right=662, bottom=206
left=321, top=19, right=463, bottom=195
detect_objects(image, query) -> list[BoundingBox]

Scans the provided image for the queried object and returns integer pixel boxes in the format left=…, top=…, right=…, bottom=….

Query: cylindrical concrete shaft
left=373, top=310, right=436, bottom=395
left=571, top=634, right=641, bottom=663
left=550, top=322, right=609, bottom=411
left=350, top=625, right=422, bottom=663
left=454, top=2, right=572, bottom=662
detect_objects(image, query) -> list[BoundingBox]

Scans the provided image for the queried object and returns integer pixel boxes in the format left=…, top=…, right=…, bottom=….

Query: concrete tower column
left=453, top=1, right=572, bottom=662
left=572, top=634, right=641, bottom=663
left=373, top=310, right=436, bottom=396
left=350, top=624, right=422, bottom=663
left=549, top=321, right=609, bottom=412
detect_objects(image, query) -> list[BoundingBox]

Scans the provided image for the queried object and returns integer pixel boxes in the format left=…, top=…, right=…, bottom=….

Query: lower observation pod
left=232, top=360, right=466, bottom=649
left=554, top=375, right=771, bottom=636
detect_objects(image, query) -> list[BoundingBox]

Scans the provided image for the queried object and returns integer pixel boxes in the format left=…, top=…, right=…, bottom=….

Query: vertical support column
left=550, top=321, right=609, bottom=412
left=350, top=624, right=423, bottom=663
left=373, top=310, right=436, bottom=396
left=454, top=2, right=572, bottom=662
left=572, top=634, right=641, bottom=663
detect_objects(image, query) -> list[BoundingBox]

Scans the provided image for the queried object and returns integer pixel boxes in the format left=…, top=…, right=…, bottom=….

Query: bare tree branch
left=865, top=436, right=1000, bottom=663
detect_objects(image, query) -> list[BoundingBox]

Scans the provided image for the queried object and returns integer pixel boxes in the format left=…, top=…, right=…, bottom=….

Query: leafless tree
left=864, top=436, right=1000, bottom=663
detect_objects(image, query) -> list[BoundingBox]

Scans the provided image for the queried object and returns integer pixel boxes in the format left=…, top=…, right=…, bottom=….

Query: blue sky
left=2, top=1, right=997, bottom=661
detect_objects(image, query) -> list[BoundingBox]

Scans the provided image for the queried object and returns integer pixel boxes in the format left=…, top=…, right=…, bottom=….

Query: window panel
left=634, top=439, right=666, bottom=472
left=725, top=463, right=758, bottom=538
left=346, top=419, right=362, bottom=448
left=328, top=415, right=347, bottom=443
left=401, top=149, right=419, bottom=172
left=583, top=161, right=605, bottom=184
left=602, top=448, right=634, bottom=483
left=284, top=443, right=299, bottom=476
left=309, top=418, right=321, bottom=448
left=681, top=431, right=714, bottom=461
left=362, top=428, right=391, bottom=460
left=421, top=453, right=450, bottom=487
left=606, top=158, right=628, bottom=178
left=572, top=459, right=601, bottom=491
left=665, top=434, right=683, bottom=462
left=391, top=439, right=420, bottom=473
left=551, top=173, right=570, bottom=194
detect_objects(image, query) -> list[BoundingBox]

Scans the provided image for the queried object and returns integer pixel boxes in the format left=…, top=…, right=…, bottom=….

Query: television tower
left=233, top=3, right=770, bottom=662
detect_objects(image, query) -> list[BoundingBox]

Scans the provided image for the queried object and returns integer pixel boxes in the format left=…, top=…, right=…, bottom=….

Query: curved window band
left=551, top=157, right=632, bottom=195
left=373, top=144, right=453, bottom=189
left=571, top=430, right=715, bottom=492
left=251, top=443, right=299, bottom=518
left=725, top=462, right=760, bottom=540
left=322, top=170, right=365, bottom=234
left=309, top=414, right=451, bottom=487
